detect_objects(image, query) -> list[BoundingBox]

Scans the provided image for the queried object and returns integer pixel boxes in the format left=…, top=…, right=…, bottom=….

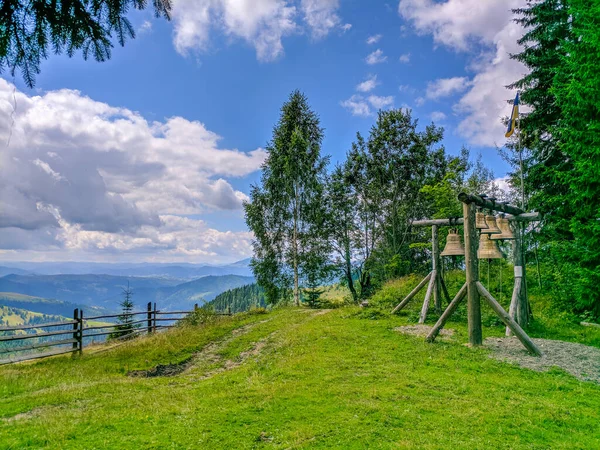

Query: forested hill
left=206, top=284, right=266, bottom=313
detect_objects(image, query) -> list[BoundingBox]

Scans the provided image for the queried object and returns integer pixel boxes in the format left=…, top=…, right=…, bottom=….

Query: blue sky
left=0, top=0, right=526, bottom=264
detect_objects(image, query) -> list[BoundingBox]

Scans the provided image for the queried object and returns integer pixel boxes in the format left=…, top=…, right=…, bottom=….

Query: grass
left=1, top=286, right=600, bottom=449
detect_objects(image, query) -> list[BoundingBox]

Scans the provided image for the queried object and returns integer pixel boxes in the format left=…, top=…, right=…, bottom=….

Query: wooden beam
left=391, top=272, right=432, bottom=314
left=439, top=276, right=452, bottom=304
left=432, top=225, right=442, bottom=314
left=458, top=192, right=525, bottom=216
left=419, top=271, right=436, bottom=324
left=426, top=282, right=468, bottom=342
left=463, top=202, right=482, bottom=346
left=412, top=212, right=539, bottom=228
left=476, top=282, right=542, bottom=356
left=506, top=273, right=522, bottom=337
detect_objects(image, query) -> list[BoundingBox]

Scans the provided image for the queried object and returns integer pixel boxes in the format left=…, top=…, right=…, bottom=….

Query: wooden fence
left=0, top=303, right=231, bottom=366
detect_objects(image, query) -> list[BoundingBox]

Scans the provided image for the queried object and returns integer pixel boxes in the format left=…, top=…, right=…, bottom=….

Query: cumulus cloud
left=430, top=111, right=447, bottom=121
left=366, top=49, right=387, bottom=65
left=399, top=53, right=411, bottom=63
left=0, top=79, right=264, bottom=262
left=341, top=94, right=394, bottom=116
left=356, top=74, right=379, bottom=93
left=172, top=0, right=345, bottom=61
left=366, top=34, right=382, bottom=44
left=399, top=0, right=526, bottom=146
left=426, top=76, right=471, bottom=100
left=340, top=23, right=352, bottom=32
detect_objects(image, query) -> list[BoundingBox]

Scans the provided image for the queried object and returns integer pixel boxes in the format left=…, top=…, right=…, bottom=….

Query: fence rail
left=0, top=303, right=232, bottom=366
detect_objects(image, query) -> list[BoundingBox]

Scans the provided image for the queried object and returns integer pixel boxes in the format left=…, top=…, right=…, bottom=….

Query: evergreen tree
left=245, top=90, right=330, bottom=306
left=0, top=0, right=171, bottom=87
left=552, top=0, right=600, bottom=318
left=109, top=282, right=138, bottom=339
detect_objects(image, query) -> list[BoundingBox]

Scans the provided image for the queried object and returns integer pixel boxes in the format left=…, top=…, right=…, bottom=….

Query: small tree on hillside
left=109, top=282, right=138, bottom=339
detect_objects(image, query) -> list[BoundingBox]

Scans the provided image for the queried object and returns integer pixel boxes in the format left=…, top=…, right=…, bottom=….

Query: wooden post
left=432, top=225, right=442, bottom=314
left=147, top=302, right=152, bottom=334
left=391, top=271, right=432, bottom=314
left=477, top=282, right=542, bottom=356
left=419, top=271, right=436, bottom=324
left=153, top=303, right=157, bottom=332
left=518, top=223, right=530, bottom=327
left=72, top=308, right=79, bottom=353
left=440, top=276, right=452, bottom=304
left=228, top=305, right=232, bottom=316
left=463, top=202, right=482, bottom=346
left=426, top=282, right=468, bottom=342
left=77, top=309, right=83, bottom=355
left=194, top=303, right=199, bottom=311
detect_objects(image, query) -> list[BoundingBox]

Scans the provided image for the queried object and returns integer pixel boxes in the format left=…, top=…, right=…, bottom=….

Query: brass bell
left=481, top=214, right=502, bottom=234
left=476, top=212, right=489, bottom=229
left=477, top=233, right=503, bottom=259
left=491, top=217, right=515, bottom=240
left=441, top=229, right=465, bottom=256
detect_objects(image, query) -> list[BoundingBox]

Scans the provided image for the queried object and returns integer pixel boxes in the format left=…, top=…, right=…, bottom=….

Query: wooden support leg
left=426, top=282, right=468, bottom=342
left=506, top=277, right=522, bottom=336
left=476, top=282, right=542, bottom=356
left=419, top=271, right=436, bottom=324
left=440, top=275, right=452, bottom=305
left=391, top=271, right=432, bottom=314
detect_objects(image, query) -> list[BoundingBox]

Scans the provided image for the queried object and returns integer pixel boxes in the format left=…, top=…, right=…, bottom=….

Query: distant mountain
left=0, top=274, right=254, bottom=313
left=0, top=292, right=109, bottom=317
left=0, top=259, right=253, bottom=279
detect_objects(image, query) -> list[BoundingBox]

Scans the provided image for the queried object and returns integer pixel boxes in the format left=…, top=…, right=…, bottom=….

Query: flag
left=505, top=92, right=519, bottom=138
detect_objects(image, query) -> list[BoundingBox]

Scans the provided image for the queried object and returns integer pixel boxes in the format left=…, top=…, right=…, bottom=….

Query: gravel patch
left=394, top=325, right=454, bottom=340
left=485, top=337, right=600, bottom=384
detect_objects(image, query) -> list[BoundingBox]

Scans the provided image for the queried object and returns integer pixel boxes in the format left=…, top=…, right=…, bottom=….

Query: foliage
left=0, top=0, right=171, bottom=87
left=1, top=307, right=599, bottom=448
left=245, top=90, right=331, bottom=306
left=108, top=283, right=139, bottom=340
left=181, top=306, right=217, bottom=327
left=205, top=284, right=266, bottom=314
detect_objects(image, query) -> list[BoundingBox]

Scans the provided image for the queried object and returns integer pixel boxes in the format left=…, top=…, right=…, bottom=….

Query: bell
left=481, top=214, right=502, bottom=234
left=477, top=233, right=503, bottom=259
left=491, top=217, right=515, bottom=240
left=441, top=229, right=465, bottom=256
left=476, top=212, right=489, bottom=230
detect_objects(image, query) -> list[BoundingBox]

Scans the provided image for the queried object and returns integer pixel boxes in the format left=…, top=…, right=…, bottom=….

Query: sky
left=0, top=0, right=528, bottom=264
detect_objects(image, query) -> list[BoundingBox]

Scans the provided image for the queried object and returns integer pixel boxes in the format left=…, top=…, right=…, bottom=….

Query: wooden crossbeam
left=426, top=282, right=468, bottom=342
left=391, top=271, right=432, bottom=314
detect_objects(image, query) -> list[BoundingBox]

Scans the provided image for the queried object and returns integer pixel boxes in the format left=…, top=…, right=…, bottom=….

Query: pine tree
left=110, top=282, right=138, bottom=339
left=245, top=90, right=330, bottom=306
left=0, top=0, right=171, bottom=87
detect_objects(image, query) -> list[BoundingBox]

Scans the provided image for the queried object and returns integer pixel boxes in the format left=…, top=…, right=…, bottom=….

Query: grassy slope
left=1, top=300, right=599, bottom=449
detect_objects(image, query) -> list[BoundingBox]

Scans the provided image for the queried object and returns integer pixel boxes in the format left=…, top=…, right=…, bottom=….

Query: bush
left=181, top=307, right=217, bottom=327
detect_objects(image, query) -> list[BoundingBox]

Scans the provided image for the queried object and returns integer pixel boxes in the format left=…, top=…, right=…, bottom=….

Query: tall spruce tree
left=245, top=91, right=330, bottom=306
left=552, top=0, right=600, bottom=318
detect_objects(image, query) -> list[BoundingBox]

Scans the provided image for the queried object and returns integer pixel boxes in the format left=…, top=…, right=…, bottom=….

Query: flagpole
left=517, top=110, right=525, bottom=210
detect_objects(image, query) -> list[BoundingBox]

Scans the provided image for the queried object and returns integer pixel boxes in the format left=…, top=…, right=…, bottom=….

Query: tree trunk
left=345, top=244, right=358, bottom=302
left=293, top=183, right=300, bottom=306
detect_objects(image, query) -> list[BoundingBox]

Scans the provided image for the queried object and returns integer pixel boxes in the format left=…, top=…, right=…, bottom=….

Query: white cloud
left=341, top=23, right=352, bottom=32
left=430, top=111, right=447, bottom=121
left=365, top=49, right=387, bottom=65
left=426, top=76, right=470, bottom=100
left=0, top=79, right=264, bottom=262
left=301, top=0, right=341, bottom=39
left=399, top=0, right=526, bottom=146
left=340, top=95, right=371, bottom=117
left=367, top=95, right=394, bottom=109
left=356, top=74, right=379, bottom=93
left=399, top=53, right=411, bottom=63
left=138, top=20, right=153, bottom=34
left=366, top=34, right=382, bottom=44
left=172, top=0, right=345, bottom=61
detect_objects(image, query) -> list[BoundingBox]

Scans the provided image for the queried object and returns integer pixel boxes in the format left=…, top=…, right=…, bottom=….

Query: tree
left=245, top=90, right=330, bottom=306
left=0, top=0, right=171, bottom=87
left=110, top=282, right=138, bottom=339
left=552, top=0, right=600, bottom=318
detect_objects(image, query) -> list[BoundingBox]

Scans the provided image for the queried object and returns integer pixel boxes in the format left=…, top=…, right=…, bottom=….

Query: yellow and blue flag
left=505, top=92, right=519, bottom=138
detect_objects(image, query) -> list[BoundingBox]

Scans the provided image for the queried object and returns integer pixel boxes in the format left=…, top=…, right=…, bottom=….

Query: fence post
left=194, top=303, right=198, bottom=311
left=228, top=305, right=231, bottom=316
left=77, top=309, right=83, bottom=355
left=72, top=308, right=79, bottom=354
left=147, top=302, right=152, bottom=334
left=153, top=302, right=157, bottom=332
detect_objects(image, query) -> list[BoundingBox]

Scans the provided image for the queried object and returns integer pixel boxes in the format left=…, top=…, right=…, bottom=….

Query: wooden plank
left=0, top=347, right=76, bottom=366
left=440, top=275, right=452, bottom=304
left=412, top=218, right=465, bottom=227
left=426, top=283, right=468, bottom=342
left=154, top=311, right=194, bottom=315
left=0, top=320, right=78, bottom=332
left=476, top=282, right=542, bottom=356
left=0, top=338, right=78, bottom=354
left=419, top=272, right=436, bottom=324
left=85, top=311, right=150, bottom=320
left=0, top=328, right=75, bottom=342
left=463, top=202, right=482, bottom=346
left=391, top=272, right=432, bottom=314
